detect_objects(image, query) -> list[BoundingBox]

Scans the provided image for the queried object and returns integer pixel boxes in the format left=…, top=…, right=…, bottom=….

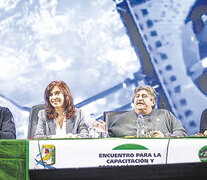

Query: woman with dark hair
left=34, top=81, right=88, bottom=139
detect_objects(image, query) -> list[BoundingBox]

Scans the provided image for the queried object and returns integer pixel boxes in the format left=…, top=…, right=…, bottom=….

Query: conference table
left=1, top=137, right=207, bottom=180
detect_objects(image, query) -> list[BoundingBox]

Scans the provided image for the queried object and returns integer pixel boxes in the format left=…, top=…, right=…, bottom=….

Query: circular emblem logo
left=198, top=146, right=207, bottom=162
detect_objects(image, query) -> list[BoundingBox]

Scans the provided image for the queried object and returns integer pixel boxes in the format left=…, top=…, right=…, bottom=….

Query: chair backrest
left=28, top=104, right=45, bottom=139
left=104, top=111, right=127, bottom=129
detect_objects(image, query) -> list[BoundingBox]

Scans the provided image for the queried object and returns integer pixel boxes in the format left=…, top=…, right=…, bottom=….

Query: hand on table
left=153, top=130, right=165, bottom=137
left=89, top=119, right=106, bottom=132
left=203, top=131, right=207, bottom=136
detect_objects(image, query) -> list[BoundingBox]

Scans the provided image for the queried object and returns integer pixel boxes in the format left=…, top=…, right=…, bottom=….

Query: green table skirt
left=0, top=140, right=26, bottom=180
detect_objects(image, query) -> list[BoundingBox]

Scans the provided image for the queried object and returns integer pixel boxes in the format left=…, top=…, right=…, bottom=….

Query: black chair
left=104, top=111, right=127, bottom=129
left=28, top=104, right=45, bottom=139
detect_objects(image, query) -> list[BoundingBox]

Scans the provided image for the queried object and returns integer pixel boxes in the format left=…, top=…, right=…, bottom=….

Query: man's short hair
left=134, top=85, right=157, bottom=103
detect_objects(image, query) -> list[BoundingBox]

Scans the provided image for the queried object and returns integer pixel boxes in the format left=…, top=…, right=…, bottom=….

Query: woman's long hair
left=44, top=81, right=76, bottom=120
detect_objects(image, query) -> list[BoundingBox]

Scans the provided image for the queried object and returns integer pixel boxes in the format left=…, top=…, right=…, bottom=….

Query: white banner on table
left=167, top=138, right=207, bottom=163
left=29, top=138, right=169, bottom=169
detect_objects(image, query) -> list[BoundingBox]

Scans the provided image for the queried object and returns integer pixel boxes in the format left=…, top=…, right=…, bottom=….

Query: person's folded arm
left=200, top=109, right=207, bottom=133
left=168, top=111, right=188, bottom=137
left=34, top=110, right=47, bottom=139
left=0, top=108, right=16, bottom=139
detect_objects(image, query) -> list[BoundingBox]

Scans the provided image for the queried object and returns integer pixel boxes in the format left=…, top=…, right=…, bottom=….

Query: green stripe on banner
left=0, top=139, right=26, bottom=180
left=113, top=143, right=148, bottom=150
left=26, top=140, right=29, bottom=180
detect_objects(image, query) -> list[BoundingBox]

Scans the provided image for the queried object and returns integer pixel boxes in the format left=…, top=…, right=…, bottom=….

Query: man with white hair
left=109, top=85, right=187, bottom=137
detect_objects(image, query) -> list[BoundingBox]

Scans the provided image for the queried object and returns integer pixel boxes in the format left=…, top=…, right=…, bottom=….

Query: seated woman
left=200, top=109, right=207, bottom=136
left=34, top=81, right=89, bottom=139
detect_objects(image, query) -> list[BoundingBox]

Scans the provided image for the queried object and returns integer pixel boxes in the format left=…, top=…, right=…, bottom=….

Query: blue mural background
left=118, top=0, right=207, bottom=136
left=0, top=0, right=206, bottom=138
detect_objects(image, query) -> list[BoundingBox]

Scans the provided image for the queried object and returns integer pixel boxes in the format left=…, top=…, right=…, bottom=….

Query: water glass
left=97, top=121, right=108, bottom=138
left=88, top=127, right=98, bottom=138
left=145, top=122, right=154, bottom=137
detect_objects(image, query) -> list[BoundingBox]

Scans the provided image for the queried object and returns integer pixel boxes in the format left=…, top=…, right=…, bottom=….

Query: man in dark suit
left=200, top=109, right=207, bottom=136
left=0, top=106, right=16, bottom=139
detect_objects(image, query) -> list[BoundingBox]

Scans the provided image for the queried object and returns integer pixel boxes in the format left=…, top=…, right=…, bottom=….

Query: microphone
left=162, top=103, right=166, bottom=108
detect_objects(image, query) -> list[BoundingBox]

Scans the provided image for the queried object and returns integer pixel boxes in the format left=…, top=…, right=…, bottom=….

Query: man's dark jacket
left=0, top=106, right=16, bottom=139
